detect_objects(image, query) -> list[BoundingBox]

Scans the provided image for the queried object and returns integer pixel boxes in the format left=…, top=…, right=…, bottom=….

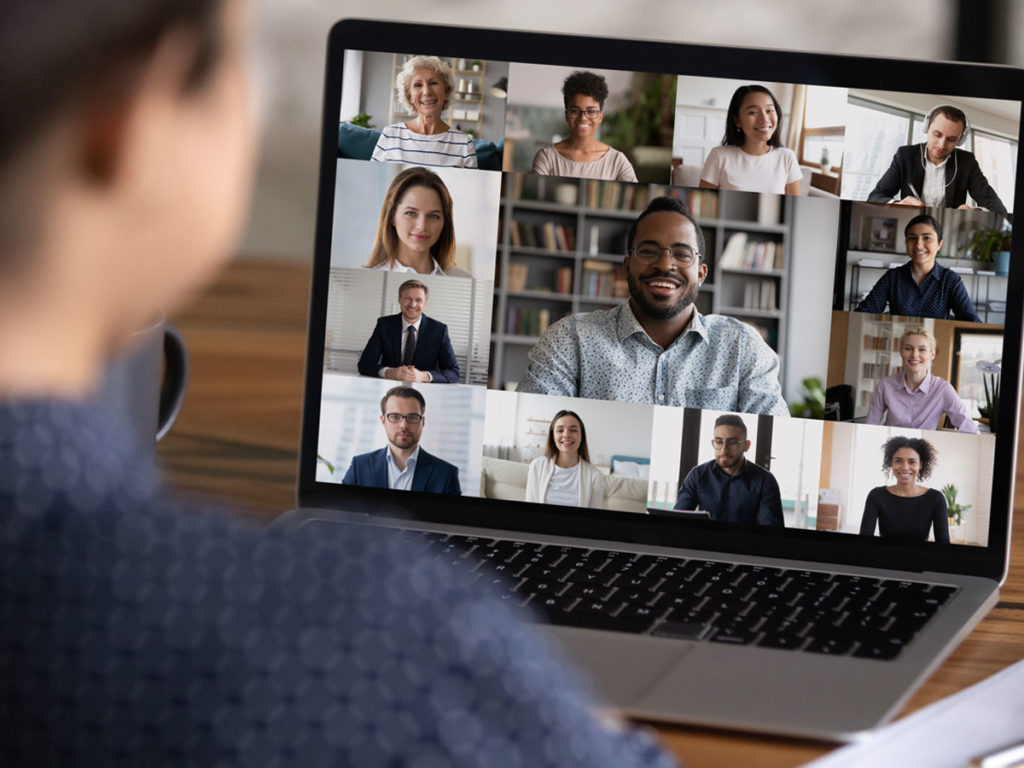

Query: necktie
left=403, top=325, right=417, bottom=366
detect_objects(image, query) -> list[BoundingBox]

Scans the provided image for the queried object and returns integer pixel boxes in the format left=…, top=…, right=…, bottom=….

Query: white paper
left=802, top=658, right=1024, bottom=768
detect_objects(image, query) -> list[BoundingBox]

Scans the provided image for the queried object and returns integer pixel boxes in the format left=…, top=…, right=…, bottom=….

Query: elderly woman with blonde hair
left=371, top=55, right=478, bottom=168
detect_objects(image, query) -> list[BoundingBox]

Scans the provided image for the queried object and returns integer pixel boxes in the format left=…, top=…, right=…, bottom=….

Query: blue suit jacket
left=341, top=446, right=462, bottom=495
left=357, top=314, right=460, bottom=383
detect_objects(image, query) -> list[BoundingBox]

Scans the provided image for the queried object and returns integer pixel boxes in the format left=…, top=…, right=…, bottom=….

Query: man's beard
left=627, top=269, right=700, bottom=320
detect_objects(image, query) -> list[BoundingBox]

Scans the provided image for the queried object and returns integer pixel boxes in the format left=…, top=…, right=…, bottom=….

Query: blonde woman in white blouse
left=525, top=410, right=607, bottom=508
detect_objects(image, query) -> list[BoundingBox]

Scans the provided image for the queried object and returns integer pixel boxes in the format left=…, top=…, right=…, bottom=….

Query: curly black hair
left=881, top=436, right=937, bottom=480
left=562, top=71, right=609, bottom=109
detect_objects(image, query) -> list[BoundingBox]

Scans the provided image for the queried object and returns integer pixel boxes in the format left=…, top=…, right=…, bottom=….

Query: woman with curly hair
left=859, top=436, right=950, bottom=543
left=532, top=70, right=637, bottom=182
left=371, top=55, right=478, bottom=168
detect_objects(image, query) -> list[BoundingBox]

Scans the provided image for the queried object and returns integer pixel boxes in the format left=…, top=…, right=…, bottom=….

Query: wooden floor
left=160, top=260, right=1024, bottom=768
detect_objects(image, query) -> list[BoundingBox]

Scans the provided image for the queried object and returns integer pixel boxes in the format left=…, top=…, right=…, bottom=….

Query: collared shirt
left=856, top=261, right=981, bottom=321
left=673, top=458, right=784, bottom=526
left=866, top=372, right=979, bottom=433
left=0, top=399, right=677, bottom=767
left=922, top=155, right=950, bottom=207
left=373, top=256, right=446, bottom=276
left=516, top=303, right=788, bottom=416
left=386, top=443, right=421, bottom=490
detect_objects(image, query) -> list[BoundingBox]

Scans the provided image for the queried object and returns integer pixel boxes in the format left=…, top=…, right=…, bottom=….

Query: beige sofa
left=480, top=456, right=649, bottom=513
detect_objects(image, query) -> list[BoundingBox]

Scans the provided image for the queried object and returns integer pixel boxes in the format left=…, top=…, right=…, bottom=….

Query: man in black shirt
left=674, top=414, right=784, bottom=526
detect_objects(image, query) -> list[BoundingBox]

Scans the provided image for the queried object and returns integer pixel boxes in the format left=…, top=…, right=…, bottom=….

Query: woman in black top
left=859, top=436, right=950, bottom=543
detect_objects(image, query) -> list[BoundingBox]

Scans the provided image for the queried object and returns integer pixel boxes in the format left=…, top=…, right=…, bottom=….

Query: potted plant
left=967, top=226, right=1012, bottom=276
left=789, top=376, right=827, bottom=419
left=347, top=111, right=373, bottom=129
left=941, top=483, right=971, bottom=528
left=976, top=360, right=1001, bottom=433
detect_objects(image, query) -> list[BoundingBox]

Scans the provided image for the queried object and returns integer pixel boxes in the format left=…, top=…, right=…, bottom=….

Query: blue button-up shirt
left=517, top=303, right=788, bottom=417
left=856, top=261, right=981, bottom=321
left=674, top=458, right=784, bottom=527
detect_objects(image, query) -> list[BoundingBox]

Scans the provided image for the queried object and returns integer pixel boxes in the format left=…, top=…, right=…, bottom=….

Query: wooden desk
left=161, top=260, right=1024, bottom=768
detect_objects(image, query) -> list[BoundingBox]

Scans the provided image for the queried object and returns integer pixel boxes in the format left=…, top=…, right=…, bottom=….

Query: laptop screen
left=303, top=21, right=1022, bottom=577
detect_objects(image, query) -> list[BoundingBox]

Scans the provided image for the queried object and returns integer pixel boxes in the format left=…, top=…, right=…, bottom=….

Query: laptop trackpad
left=545, top=627, right=694, bottom=705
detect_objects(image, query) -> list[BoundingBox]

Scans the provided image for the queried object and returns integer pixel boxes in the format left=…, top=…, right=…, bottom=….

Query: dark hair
left=927, top=105, right=967, bottom=133
left=713, top=413, right=747, bottom=437
left=562, top=71, right=609, bottom=110
left=0, top=0, right=222, bottom=171
left=380, top=386, right=426, bottom=414
left=544, top=410, right=590, bottom=462
left=881, top=436, right=936, bottom=480
left=722, top=85, right=783, bottom=148
left=904, top=214, right=943, bottom=243
left=366, top=167, right=456, bottom=270
left=0, top=0, right=223, bottom=256
left=627, top=197, right=706, bottom=260
left=398, top=279, right=429, bottom=298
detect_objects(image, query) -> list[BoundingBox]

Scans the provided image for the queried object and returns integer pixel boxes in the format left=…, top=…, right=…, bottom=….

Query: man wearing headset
left=867, top=105, right=1006, bottom=213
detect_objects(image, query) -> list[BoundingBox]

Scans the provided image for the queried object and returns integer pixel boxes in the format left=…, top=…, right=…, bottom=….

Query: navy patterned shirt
left=0, top=399, right=677, bottom=767
left=855, top=262, right=981, bottom=321
left=516, top=302, right=789, bottom=417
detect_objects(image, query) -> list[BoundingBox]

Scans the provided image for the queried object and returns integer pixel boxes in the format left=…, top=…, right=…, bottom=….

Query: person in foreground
left=357, top=279, right=460, bottom=382
left=866, top=326, right=979, bottom=433
left=341, top=386, right=462, bottom=493
left=531, top=70, right=638, bottom=182
left=517, top=196, right=788, bottom=416
left=699, top=84, right=801, bottom=196
left=856, top=214, right=981, bottom=321
left=371, top=55, right=478, bottom=168
left=364, top=165, right=472, bottom=276
left=525, top=410, right=607, bottom=508
left=859, top=436, right=950, bottom=543
left=0, top=2, right=677, bottom=765
left=673, top=414, right=784, bottom=526
left=866, top=104, right=1006, bottom=213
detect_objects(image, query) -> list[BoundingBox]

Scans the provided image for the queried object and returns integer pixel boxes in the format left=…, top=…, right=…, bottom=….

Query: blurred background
left=244, top=0, right=1023, bottom=260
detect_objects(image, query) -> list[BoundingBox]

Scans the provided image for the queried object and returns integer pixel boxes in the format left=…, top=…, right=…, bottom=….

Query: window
left=952, top=328, right=1004, bottom=421
left=972, top=131, right=1017, bottom=210
left=798, top=86, right=847, bottom=172
left=840, top=99, right=911, bottom=200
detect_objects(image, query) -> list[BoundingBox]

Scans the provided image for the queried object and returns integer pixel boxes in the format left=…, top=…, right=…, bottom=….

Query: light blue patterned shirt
left=517, top=302, right=788, bottom=417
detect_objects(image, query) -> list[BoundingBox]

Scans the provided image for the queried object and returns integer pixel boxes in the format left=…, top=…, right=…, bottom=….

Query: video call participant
left=517, top=197, right=788, bottom=416
left=699, top=84, right=801, bottom=195
left=357, top=279, right=459, bottom=383
left=856, top=214, right=981, bottom=321
left=525, top=410, right=607, bottom=508
left=531, top=70, right=638, bottom=182
left=371, top=55, right=478, bottom=168
left=673, top=414, right=784, bottom=526
left=0, top=0, right=679, bottom=764
left=867, top=326, right=979, bottom=433
left=364, top=166, right=472, bottom=277
left=342, top=386, right=461, bottom=493
left=866, top=105, right=1006, bottom=213
left=860, top=436, right=950, bottom=543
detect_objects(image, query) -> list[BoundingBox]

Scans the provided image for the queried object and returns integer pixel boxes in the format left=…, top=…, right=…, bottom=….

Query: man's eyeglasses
left=631, top=245, right=700, bottom=268
left=711, top=438, right=744, bottom=449
left=565, top=107, right=601, bottom=120
left=384, top=412, right=424, bottom=424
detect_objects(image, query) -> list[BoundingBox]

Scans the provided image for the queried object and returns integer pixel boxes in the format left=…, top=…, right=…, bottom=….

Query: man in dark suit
left=357, top=278, right=460, bottom=383
left=342, top=386, right=462, bottom=494
left=867, top=105, right=1006, bottom=213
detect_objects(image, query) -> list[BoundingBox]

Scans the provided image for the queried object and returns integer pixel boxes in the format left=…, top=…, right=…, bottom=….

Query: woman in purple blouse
left=866, top=326, right=979, bottom=433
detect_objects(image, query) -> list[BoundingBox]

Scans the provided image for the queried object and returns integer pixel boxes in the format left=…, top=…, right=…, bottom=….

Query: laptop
left=278, top=19, right=1022, bottom=741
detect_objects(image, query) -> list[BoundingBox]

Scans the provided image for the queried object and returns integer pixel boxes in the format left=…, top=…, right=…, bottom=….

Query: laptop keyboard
left=406, top=530, right=957, bottom=661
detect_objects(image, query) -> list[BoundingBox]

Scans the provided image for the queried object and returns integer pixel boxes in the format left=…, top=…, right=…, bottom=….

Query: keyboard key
left=710, top=627, right=757, bottom=645
left=651, top=621, right=713, bottom=641
left=757, top=632, right=805, bottom=650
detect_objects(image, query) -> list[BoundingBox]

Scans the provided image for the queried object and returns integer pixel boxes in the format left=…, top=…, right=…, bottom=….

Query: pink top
left=866, top=373, right=979, bottom=433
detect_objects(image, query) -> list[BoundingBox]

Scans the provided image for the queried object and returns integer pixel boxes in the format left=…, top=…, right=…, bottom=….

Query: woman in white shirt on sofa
left=699, top=84, right=801, bottom=196
left=525, top=410, right=607, bottom=508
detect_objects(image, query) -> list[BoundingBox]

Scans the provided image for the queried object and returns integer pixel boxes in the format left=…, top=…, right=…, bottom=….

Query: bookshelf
left=490, top=174, right=793, bottom=388
left=390, top=55, right=487, bottom=137
left=842, top=313, right=935, bottom=418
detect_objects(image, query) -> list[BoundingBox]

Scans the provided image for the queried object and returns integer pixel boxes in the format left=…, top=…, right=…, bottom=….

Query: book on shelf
left=580, top=181, right=718, bottom=217
left=862, top=333, right=895, bottom=351
left=580, top=259, right=627, bottom=298
left=857, top=258, right=886, bottom=267
left=507, top=219, right=576, bottom=252
left=556, top=266, right=573, bottom=294
left=861, top=362, right=891, bottom=379
left=505, top=306, right=556, bottom=337
left=742, top=279, right=777, bottom=311
left=507, top=262, right=528, bottom=292
left=720, top=235, right=782, bottom=271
